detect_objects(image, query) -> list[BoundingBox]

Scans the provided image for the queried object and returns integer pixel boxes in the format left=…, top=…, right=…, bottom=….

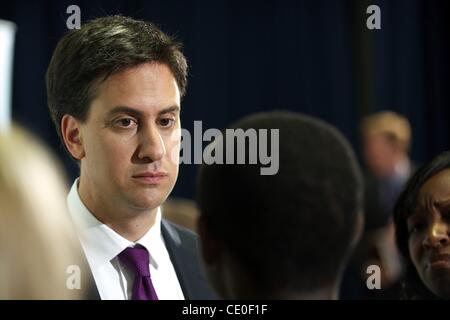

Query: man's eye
left=116, top=118, right=137, bottom=128
left=158, top=118, right=175, bottom=127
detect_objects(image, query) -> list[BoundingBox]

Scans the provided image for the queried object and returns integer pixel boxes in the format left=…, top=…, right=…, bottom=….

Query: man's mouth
left=132, top=171, right=168, bottom=184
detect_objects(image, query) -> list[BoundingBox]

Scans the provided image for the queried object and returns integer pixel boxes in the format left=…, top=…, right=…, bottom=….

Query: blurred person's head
left=46, top=16, right=188, bottom=234
left=394, top=151, right=450, bottom=299
left=360, top=111, right=411, bottom=178
left=197, top=111, right=364, bottom=299
left=0, top=124, right=86, bottom=299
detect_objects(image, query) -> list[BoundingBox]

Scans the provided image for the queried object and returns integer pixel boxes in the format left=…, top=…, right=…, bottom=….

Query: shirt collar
left=67, top=178, right=164, bottom=271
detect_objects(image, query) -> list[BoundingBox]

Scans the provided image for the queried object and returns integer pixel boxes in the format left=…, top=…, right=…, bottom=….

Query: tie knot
left=118, top=245, right=150, bottom=277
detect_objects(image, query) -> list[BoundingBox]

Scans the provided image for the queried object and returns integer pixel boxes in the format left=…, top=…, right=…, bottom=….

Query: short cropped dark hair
left=197, top=111, right=363, bottom=293
left=394, top=151, right=450, bottom=299
left=46, top=15, right=188, bottom=142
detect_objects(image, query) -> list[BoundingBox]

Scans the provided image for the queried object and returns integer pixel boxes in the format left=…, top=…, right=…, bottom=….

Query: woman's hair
left=0, top=124, right=86, bottom=299
left=393, top=151, right=450, bottom=299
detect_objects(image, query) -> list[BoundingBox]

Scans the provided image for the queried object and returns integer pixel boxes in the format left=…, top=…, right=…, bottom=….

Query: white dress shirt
left=67, top=179, right=185, bottom=300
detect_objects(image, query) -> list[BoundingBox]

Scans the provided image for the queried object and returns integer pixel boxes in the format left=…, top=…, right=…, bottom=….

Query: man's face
left=78, top=62, right=181, bottom=214
left=408, top=169, right=450, bottom=298
left=363, top=133, right=397, bottom=178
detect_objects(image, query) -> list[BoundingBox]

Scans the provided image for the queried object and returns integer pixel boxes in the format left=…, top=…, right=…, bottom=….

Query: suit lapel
left=161, top=219, right=216, bottom=300
left=162, top=220, right=195, bottom=299
left=81, top=251, right=101, bottom=300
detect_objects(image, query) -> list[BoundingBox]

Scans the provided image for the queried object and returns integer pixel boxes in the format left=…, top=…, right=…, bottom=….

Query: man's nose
left=423, top=220, right=450, bottom=248
left=137, top=125, right=166, bottom=163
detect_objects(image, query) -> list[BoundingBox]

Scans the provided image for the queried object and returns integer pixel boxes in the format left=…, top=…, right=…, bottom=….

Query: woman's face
left=408, top=168, right=450, bottom=298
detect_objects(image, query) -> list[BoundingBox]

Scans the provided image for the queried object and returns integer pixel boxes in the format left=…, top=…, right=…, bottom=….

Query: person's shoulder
left=163, top=219, right=197, bottom=237
left=161, top=219, right=198, bottom=248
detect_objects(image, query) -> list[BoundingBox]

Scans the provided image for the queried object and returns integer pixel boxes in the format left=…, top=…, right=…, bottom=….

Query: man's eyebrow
left=158, top=105, right=180, bottom=116
left=106, top=105, right=180, bottom=118
left=106, top=106, right=143, bottom=118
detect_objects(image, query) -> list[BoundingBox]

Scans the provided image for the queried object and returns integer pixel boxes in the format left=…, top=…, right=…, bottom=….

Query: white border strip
left=0, top=19, right=16, bottom=133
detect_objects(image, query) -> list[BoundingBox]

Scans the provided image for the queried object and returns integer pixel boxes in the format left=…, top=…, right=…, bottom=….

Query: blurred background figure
left=342, top=111, right=414, bottom=299
left=0, top=124, right=86, bottom=299
left=361, top=111, right=414, bottom=228
left=197, top=111, right=364, bottom=299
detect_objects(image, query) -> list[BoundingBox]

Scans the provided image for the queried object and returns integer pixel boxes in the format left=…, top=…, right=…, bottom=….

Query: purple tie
left=118, top=245, right=159, bottom=300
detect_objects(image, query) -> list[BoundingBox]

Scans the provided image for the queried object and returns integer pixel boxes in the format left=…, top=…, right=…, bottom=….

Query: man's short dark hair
left=197, top=111, right=363, bottom=293
left=46, top=15, right=188, bottom=142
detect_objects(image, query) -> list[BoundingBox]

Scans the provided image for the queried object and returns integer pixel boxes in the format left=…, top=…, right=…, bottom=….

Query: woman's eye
left=442, top=208, right=450, bottom=220
left=116, top=118, right=137, bottom=128
left=409, top=223, right=425, bottom=234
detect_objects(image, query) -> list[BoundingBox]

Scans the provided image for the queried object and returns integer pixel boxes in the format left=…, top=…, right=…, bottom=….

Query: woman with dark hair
left=394, top=151, right=450, bottom=299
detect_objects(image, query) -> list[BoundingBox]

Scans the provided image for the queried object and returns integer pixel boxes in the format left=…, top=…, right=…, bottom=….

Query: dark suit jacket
left=85, top=219, right=217, bottom=300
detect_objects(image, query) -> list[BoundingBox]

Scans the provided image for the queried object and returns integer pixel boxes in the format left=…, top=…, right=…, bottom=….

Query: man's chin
left=128, top=199, right=163, bottom=211
left=126, top=191, right=168, bottom=211
left=123, top=181, right=174, bottom=210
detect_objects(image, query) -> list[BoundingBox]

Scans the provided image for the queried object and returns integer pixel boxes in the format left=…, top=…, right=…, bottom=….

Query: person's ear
left=197, top=216, right=222, bottom=265
left=61, top=114, right=85, bottom=160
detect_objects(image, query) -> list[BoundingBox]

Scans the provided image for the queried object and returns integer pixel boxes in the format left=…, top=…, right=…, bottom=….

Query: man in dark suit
left=46, top=16, right=216, bottom=300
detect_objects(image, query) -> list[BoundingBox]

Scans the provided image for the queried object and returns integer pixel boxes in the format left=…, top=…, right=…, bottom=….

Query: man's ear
left=197, top=216, right=221, bottom=265
left=61, top=114, right=85, bottom=160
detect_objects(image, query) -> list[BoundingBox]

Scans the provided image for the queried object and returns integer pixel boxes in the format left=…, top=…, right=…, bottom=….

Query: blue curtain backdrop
left=1, top=0, right=449, bottom=199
